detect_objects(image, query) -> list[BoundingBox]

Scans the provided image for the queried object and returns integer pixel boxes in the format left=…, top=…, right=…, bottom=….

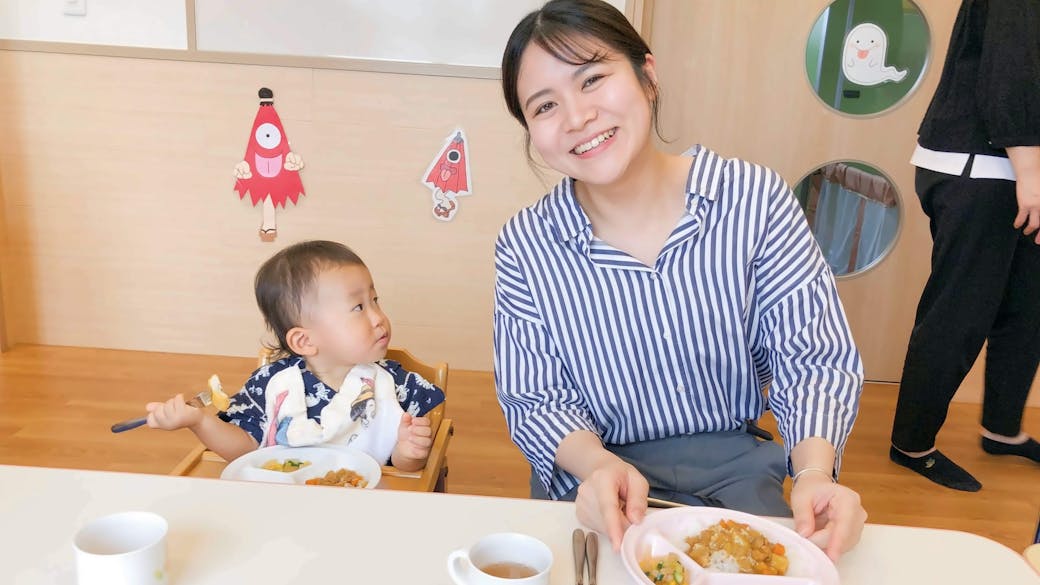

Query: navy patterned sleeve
left=216, top=359, right=290, bottom=445
left=380, top=359, right=446, bottom=417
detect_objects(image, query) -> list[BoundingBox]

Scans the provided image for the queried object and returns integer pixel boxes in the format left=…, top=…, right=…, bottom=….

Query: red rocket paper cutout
left=234, top=87, right=305, bottom=242
left=422, top=129, right=471, bottom=222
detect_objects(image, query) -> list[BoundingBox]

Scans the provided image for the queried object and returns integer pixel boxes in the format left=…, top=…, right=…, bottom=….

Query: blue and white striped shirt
left=493, top=145, right=864, bottom=499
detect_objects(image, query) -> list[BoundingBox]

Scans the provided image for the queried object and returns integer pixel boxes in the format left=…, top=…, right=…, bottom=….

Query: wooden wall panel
left=648, top=0, right=1038, bottom=405
left=0, top=51, right=543, bottom=369
left=2, top=1, right=1036, bottom=406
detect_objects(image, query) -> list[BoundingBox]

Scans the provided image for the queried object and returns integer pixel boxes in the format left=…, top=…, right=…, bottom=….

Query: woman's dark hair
left=255, top=240, right=366, bottom=358
left=501, top=0, right=663, bottom=163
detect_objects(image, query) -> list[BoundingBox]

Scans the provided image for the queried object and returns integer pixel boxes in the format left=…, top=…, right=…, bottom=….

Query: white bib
left=261, top=363, right=403, bottom=464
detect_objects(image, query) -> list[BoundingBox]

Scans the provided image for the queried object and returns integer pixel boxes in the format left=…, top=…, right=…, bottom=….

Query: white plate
left=220, top=445, right=382, bottom=489
left=621, top=507, right=840, bottom=585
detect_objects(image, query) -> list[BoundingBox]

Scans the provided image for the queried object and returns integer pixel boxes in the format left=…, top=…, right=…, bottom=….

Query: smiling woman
left=493, top=0, right=867, bottom=560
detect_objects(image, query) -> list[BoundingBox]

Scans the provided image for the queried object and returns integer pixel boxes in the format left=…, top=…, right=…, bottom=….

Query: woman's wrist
left=790, top=437, right=837, bottom=484
left=556, top=430, right=618, bottom=480
left=792, top=466, right=835, bottom=485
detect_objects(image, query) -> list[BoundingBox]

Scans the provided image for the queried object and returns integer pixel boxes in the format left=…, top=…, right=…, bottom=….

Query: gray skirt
left=530, top=429, right=791, bottom=517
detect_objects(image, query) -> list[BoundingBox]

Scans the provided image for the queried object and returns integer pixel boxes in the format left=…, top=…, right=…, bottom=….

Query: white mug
left=447, top=532, right=552, bottom=585
left=73, top=511, right=168, bottom=585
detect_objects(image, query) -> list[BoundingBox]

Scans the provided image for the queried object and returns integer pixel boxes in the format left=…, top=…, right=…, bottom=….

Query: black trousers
left=892, top=165, right=1040, bottom=451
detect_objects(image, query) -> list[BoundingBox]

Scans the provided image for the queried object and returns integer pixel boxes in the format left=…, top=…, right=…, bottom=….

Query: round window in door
left=793, top=161, right=902, bottom=278
left=805, top=0, right=931, bottom=116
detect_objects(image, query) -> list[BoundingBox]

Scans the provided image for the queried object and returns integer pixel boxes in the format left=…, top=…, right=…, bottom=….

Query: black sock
left=889, top=447, right=982, bottom=492
left=981, top=436, right=1040, bottom=463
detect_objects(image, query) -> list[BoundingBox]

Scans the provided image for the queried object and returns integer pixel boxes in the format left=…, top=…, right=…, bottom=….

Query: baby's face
left=304, top=264, right=391, bottom=367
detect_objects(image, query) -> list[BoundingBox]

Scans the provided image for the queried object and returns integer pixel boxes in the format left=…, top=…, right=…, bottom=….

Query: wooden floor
left=1, top=344, right=1037, bottom=552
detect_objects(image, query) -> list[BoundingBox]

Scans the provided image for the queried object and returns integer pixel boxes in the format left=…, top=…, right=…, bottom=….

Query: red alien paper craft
left=234, top=87, right=304, bottom=241
left=422, top=129, right=471, bottom=222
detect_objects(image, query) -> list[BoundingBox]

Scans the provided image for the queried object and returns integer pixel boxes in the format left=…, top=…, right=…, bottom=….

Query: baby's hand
left=395, top=413, right=434, bottom=461
left=146, top=394, right=205, bottom=431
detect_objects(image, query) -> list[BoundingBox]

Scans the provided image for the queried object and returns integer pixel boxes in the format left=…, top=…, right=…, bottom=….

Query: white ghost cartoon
left=842, top=23, right=907, bottom=86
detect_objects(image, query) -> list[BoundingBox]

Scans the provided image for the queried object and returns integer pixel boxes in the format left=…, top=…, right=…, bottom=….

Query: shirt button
left=676, top=383, right=686, bottom=392
left=663, top=332, right=671, bottom=341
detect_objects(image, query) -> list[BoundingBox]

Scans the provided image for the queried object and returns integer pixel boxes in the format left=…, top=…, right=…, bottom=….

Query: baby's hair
left=255, top=240, right=366, bottom=359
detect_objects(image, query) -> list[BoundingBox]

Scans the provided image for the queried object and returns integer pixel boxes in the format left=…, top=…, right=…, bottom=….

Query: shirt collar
left=683, top=144, right=723, bottom=205
left=540, top=144, right=724, bottom=244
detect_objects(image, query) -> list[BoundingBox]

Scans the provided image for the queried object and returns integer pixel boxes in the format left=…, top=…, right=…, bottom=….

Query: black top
left=918, top=0, right=1040, bottom=157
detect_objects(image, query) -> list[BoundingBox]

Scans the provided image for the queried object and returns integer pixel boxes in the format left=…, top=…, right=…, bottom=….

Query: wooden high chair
left=170, top=347, right=453, bottom=493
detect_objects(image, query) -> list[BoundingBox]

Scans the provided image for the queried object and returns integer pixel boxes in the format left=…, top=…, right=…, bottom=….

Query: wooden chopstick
left=647, top=496, right=690, bottom=509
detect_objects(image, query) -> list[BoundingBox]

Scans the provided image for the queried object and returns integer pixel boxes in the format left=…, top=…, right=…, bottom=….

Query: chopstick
left=647, top=496, right=690, bottom=509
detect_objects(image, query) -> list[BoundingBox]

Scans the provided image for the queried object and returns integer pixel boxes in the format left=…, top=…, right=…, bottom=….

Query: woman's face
left=516, top=40, right=656, bottom=186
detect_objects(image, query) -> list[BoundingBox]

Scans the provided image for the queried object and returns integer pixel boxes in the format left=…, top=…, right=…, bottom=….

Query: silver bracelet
left=792, top=466, right=835, bottom=485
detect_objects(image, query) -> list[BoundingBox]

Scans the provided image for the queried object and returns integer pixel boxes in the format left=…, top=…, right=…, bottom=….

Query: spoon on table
left=572, top=528, right=586, bottom=585
left=585, top=531, right=598, bottom=585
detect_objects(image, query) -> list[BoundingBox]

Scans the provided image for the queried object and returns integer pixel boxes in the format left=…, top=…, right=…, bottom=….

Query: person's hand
left=790, top=472, right=866, bottom=562
left=575, top=458, right=649, bottom=552
left=284, top=152, right=304, bottom=172
left=395, top=413, right=433, bottom=461
left=145, top=394, right=205, bottom=431
left=233, top=160, right=252, bottom=180
left=1013, top=169, right=1040, bottom=244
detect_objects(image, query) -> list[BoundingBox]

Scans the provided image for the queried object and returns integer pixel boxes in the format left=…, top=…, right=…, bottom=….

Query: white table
left=2, top=465, right=1037, bottom=584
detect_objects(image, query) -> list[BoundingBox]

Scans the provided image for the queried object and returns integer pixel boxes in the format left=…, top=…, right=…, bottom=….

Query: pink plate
left=620, top=507, right=840, bottom=585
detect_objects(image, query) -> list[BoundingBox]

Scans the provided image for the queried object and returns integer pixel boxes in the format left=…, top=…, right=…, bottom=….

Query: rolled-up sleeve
left=752, top=175, right=864, bottom=477
left=978, top=0, right=1040, bottom=148
left=494, top=233, right=598, bottom=499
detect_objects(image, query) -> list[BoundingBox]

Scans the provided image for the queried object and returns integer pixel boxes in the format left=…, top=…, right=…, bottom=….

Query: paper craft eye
left=255, top=123, right=282, bottom=149
left=447, top=149, right=461, bottom=163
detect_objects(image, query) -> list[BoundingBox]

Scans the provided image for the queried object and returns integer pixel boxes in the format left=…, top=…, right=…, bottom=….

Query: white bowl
left=221, top=445, right=382, bottom=489
left=621, top=507, right=840, bottom=585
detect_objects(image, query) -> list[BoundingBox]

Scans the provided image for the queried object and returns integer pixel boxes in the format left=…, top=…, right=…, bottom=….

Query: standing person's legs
left=891, top=169, right=1020, bottom=490
left=981, top=221, right=1040, bottom=463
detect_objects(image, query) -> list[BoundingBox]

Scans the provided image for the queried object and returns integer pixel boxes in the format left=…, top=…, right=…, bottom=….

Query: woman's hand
left=789, top=471, right=867, bottom=562
left=575, top=458, right=649, bottom=552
